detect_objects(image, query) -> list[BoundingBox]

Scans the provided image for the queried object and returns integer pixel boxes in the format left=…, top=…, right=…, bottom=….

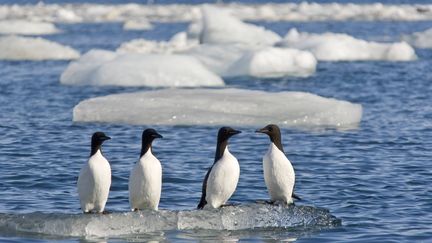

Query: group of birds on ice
left=77, top=124, right=299, bottom=213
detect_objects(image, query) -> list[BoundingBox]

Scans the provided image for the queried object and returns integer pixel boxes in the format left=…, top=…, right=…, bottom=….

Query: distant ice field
left=1, top=1, right=432, bottom=23
left=0, top=1, right=432, bottom=242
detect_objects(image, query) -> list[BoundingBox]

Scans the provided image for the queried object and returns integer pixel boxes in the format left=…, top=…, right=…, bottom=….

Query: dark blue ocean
left=1, top=0, right=432, bottom=242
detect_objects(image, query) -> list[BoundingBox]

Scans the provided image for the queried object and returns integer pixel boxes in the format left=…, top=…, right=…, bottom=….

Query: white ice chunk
left=73, top=88, right=362, bottom=129
left=181, top=43, right=259, bottom=76
left=279, top=28, right=417, bottom=61
left=402, top=28, right=432, bottom=48
left=0, top=20, right=59, bottom=35
left=226, top=47, right=317, bottom=78
left=60, top=49, right=224, bottom=87
left=199, top=6, right=281, bottom=46
left=117, top=32, right=197, bottom=54
left=187, top=20, right=203, bottom=40
left=123, top=19, right=153, bottom=30
left=54, top=8, right=83, bottom=23
left=0, top=35, right=79, bottom=61
left=181, top=44, right=316, bottom=78
left=0, top=204, right=340, bottom=237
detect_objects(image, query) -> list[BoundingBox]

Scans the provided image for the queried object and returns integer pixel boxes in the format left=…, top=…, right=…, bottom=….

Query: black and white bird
left=129, top=129, right=163, bottom=211
left=197, top=127, right=241, bottom=209
left=77, top=132, right=111, bottom=213
left=256, top=124, right=300, bottom=204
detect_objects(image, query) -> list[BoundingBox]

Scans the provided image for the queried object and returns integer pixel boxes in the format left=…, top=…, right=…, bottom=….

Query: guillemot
left=256, top=124, right=300, bottom=204
left=197, top=127, right=241, bottom=209
left=129, top=128, right=163, bottom=211
left=77, top=132, right=111, bottom=214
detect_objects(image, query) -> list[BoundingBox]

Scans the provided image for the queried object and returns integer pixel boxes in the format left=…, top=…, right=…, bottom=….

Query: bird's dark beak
left=230, top=130, right=241, bottom=135
left=153, top=133, right=163, bottom=139
left=102, top=136, right=111, bottom=141
left=255, top=128, right=268, bottom=134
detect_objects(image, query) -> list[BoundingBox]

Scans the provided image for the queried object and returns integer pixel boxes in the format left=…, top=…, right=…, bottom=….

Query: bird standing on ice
left=77, top=132, right=111, bottom=214
left=197, top=127, right=241, bottom=209
left=129, top=129, right=163, bottom=211
left=256, top=124, right=300, bottom=205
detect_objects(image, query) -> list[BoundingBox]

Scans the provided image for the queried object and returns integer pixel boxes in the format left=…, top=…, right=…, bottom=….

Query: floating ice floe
left=1, top=3, right=432, bottom=23
left=0, top=20, right=59, bottom=35
left=73, top=88, right=362, bottom=129
left=402, top=28, right=432, bottom=48
left=0, top=35, right=79, bottom=61
left=225, top=47, right=317, bottom=78
left=180, top=44, right=255, bottom=76
left=60, top=49, right=224, bottom=87
left=117, top=8, right=314, bottom=78
left=117, top=32, right=197, bottom=54
left=123, top=19, right=153, bottom=30
left=199, top=6, right=281, bottom=46
left=278, top=28, right=417, bottom=61
left=119, top=39, right=316, bottom=78
left=0, top=204, right=341, bottom=237
left=118, top=35, right=316, bottom=79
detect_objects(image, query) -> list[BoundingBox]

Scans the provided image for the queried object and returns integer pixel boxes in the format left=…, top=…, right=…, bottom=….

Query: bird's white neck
left=140, top=149, right=154, bottom=159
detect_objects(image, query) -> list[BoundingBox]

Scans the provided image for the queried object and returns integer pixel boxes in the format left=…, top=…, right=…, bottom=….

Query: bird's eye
left=268, top=127, right=273, bottom=132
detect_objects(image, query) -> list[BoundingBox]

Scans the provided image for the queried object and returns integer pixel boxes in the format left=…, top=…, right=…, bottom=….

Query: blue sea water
left=1, top=0, right=432, bottom=242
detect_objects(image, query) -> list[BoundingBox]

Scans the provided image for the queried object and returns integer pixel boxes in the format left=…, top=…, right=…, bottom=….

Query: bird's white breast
left=129, top=150, right=162, bottom=210
left=77, top=150, right=111, bottom=213
left=206, top=147, right=240, bottom=208
left=263, top=143, right=295, bottom=203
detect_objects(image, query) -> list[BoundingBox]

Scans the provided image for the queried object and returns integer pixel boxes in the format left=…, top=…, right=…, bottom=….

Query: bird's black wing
left=197, top=166, right=213, bottom=209
left=292, top=192, right=301, bottom=200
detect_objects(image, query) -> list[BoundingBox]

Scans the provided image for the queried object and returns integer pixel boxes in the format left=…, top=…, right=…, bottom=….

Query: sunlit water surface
left=0, top=1, right=432, bottom=242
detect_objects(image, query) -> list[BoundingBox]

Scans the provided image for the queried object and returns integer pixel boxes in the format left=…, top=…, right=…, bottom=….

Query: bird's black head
left=91, top=132, right=110, bottom=156
left=256, top=124, right=280, bottom=139
left=142, top=128, right=163, bottom=141
left=141, top=128, right=163, bottom=156
left=214, top=126, right=241, bottom=163
left=256, top=124, right=284, bottom=152
left=217, top=126, right=241, bottom=143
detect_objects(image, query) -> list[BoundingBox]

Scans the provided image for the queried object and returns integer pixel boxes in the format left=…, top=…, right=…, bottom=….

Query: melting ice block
left=181, top=44, right=254, bottom=76
left=60, top=49, right=224, bottom=87
left=279, top=28, right=417, bottom=61
left=73, top=88, right=362, bottom=128
left=200, top=6, right=281, bottom=46
left=181, top=44, right=316, bottom=78
left=0, top=20, right=59, bottom=35
left=402, top=28, right=432, bottom=48
left=0, top=204, right=341, bottom=237
left=0, top=35, right=79, bottom=61
left=226, top=47, right=317, bottom=78
left=117, top=32, right=197, bottom=54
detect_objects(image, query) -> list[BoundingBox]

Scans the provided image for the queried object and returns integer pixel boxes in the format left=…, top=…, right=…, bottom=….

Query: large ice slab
left=0, top=20, right=59, bottom=35
left=199, top=6, right=281, bottom=46
left=402, top=28, right=432, bottom=48
left=0, top=35, right=79, bottom=61
left=278, top=29, right=417, bottom=61
left=0, top=204, right=341, bottom=237
left=1, top=3, right=432, bottom=23
left=60, top=49, right=224, bottom=87
left=73, top=88, right=362, bottom=129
